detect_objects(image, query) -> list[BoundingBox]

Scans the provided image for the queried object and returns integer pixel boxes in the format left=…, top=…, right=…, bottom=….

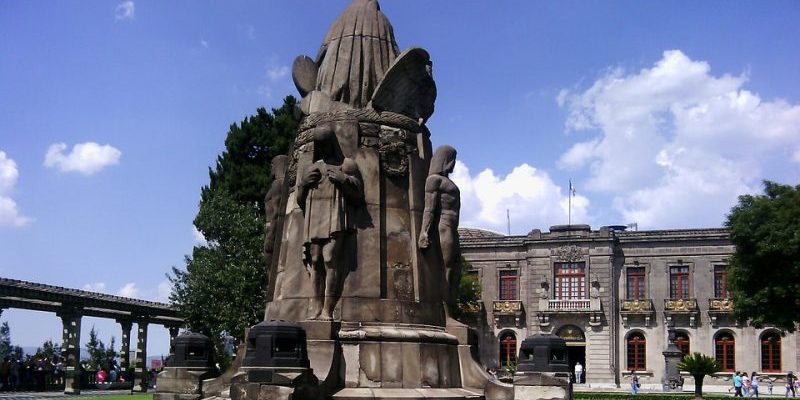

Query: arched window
left=626, top=332, right=646, bottom=371
left=760, top=332, right=781, bottom=372
left=715, top=332, right=735, bottom=372
left=674, top=331, right=690, bottom=357
left=499, top=332, right=517, bottom=367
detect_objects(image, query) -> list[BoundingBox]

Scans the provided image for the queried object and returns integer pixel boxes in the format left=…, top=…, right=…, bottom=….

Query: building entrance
left=557, top=325, right=586, bottom=383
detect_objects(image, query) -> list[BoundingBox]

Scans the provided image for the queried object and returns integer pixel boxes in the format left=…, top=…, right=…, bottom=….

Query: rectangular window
left=554, top=262, right=586, bottom=300
left=498, top=270, right=517, bottom=300
left=714, top=265, right=728, bottom=298
left=669, top=266, right=690, bottom=299
left=626, top=267, right=646, bottom=299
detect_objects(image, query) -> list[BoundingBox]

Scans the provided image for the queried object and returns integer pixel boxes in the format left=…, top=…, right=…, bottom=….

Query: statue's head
left=312, top=126, right=339, bottom=162
left=429, top=145, right=457, bottom=176
left=270, top=155, right=288, bottom=178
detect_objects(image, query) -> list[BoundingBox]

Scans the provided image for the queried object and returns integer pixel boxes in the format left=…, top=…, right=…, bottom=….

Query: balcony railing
left=620, top=299, right=654, bottom=313
left=547, top=299, right=591, bottom=311
left=493, top=300, right=523, bottom=314
left=663, top=298, right=699, bottom=312
left=708, top=298, right=733, bottom=312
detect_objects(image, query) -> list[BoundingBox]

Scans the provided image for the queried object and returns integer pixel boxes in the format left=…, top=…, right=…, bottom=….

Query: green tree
left=725, top=180, right=800, bottom=332
left=34, top=339, right=60, bottom=360
left=0, top=321, right=11, bottom=359
left=678, top=352, right=722, bottom=399
left=85, top=326, right=116, bottom=369
left=450, top=257, right=483, bottom=322
left=169, top=96, right=299, bottom=366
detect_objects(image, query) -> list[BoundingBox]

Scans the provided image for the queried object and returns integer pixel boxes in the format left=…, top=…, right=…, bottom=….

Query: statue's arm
left=418, top=176, right=440, bottom=249
left=337, top=158, right=364, bottom=205
left=297, top=165, right=320, bottom=209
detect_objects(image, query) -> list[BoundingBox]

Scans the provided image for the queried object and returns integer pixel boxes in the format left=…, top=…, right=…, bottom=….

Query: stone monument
left=207, top=1, right=515, bottom=399
left=662, top=329, right=685, bottom=392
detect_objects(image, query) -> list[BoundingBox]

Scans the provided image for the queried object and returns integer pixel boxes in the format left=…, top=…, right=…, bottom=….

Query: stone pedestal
left=59, top=309, right=82, bottom=395
left=662, top=329, right=685, bottom=392
left=513, top=372, right=572, bottom=400
left=229, top=367, right=321, bottom=400
left=155, top=368, right=218, bottom=400
left=156, top=332, right=219, bottom=400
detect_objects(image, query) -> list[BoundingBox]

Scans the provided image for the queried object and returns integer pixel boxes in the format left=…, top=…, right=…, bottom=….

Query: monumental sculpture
left=217, top=1, right=514, bottom=399
left=263, top=155, right=288, bottom=263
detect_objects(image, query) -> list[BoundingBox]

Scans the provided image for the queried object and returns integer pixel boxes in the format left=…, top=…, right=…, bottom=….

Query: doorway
left=556, top=325, right=586, bottom=383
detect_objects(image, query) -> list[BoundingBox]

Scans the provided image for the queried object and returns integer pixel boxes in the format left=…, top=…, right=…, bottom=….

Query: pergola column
left=117, top=319, right=133, bottom=370
left=58, top=307, right=82, bottom=395
left=168, top=325, right=180, bottom=358
left=132, top=319, right=149, bottom=392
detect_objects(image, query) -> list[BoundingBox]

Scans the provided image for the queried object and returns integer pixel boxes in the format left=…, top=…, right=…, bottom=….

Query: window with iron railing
left=669, top=266, right=690, bottom=299
left=498, top=270, right=518, bottom=300
left=714, top=265, right=729, bottom=298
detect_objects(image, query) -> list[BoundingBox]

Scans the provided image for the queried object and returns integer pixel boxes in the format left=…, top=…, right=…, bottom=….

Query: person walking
left=574, top=361, right=583, bottom=384
left=787, top=372, right=797, bottom=398
left=751, top=372, right=759, bottom=398
left=743, top=373, right=752, bottom=397
left=734, top=371, right=744, bottom=397
left=631, top=371, right=640, bottom=395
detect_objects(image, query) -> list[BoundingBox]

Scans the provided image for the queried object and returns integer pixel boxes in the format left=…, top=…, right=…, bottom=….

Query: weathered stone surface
left=292, top=55, right=318, bottom=97
left=359, top=342, right=382, bottom=387
left=514, top=385, right=569, bottom=400
left=380, top=342, right=403, bottom=387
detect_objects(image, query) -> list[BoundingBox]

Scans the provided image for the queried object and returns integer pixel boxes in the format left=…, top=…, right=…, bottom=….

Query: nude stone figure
left=297, top=127, right=363, bottom=320
left=419, top=145, right=461, bottom=310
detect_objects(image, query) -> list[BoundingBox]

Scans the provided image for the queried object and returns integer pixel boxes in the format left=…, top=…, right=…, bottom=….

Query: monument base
left=333, top=387, right=484, bottom=399
left=513, top=372, right=572, bottom=400
left=155, top=367, right=219, bottom=400
left=229, top=367, right=321, bottom=400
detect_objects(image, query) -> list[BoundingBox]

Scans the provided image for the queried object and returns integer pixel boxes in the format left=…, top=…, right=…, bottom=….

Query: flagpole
left=568, top=179, right=572, bottom=226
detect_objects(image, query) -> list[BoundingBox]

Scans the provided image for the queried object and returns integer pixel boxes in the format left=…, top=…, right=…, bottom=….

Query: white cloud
left=82, top=282, right=108, bottom=293
left=558, top=50, right=800, bottom=228
left=156, top=279, right=172, bottom=303
left=118, top=282, right=140, bottom=298
left=452, top=161, right=590, bottom=234
left=115, top=1, right=135, bottom=20
left=0, top=151, right=32, bottom=228
left=267, top=65, right=289, bottom=81
left=44, top=142, right=121, bottom=175
left=192, top=225, right=207, bottom=245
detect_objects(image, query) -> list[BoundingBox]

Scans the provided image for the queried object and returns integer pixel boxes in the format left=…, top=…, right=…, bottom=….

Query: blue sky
left=1, top=0, right=798, bottom=356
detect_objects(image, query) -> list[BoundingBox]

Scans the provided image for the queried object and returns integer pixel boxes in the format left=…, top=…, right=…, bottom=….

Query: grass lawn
left=82, top=395, right=152, bottom=400
left=576, top=393, right=729, bottom=400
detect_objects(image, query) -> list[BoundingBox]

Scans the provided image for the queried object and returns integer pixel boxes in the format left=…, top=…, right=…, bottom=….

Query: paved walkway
left=0, top=390, right=141, bottom=399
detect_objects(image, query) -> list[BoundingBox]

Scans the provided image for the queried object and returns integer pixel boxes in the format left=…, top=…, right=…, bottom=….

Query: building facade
left=459, top=224, right=799, bottom=389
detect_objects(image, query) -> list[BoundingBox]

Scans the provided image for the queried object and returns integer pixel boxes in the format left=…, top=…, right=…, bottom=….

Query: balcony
left=537, top=298, right=602, bottom=327
left=493, top=300, right=523, bottom=314
left=708, top=298, right=733, bottom=327
left=492, top=300, right=523, bottom=327
left=663, top=298, right=699, bottom=327
left=620, top=299, right=655, bottom=327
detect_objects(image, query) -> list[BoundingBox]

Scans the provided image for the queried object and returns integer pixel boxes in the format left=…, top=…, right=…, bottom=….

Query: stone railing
left=663, top=298, right=699, bottom=312
left=493, top=300, right=523, bottom=314
left=620, top=299, right=654, bottom=313
left=547, top=299, right=591, bottom=311
left=708, top=298, right=733, bottom=312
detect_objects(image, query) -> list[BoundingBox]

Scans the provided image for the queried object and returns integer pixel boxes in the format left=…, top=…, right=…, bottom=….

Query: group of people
left=732, top=371, right=799, bottom=398
left=0, top=356, right=65, bottom=392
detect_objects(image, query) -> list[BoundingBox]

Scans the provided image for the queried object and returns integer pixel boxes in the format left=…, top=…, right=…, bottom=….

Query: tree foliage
left=203, top=98, right=299, bottom=215
left=169, top=96, right=299, bottom=361
left=451, top=257, right=483, bottom=322
left=85, top=326, right=116, bottom=369
left=0, top=321, right=11, bottom=359
left=678, top=352, right=722, bottom=399
left=725, top=180, right=800, bottom=332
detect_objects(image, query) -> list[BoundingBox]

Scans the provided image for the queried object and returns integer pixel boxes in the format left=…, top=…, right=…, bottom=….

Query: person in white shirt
left=575, top=361, right=583, bottom=384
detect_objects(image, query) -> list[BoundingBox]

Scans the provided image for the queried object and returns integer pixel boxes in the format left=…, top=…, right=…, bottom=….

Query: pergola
left=0, top=277, right=184, bottom=394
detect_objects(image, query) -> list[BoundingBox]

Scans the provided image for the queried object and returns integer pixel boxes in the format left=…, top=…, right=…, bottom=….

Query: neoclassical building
left=459, top=224, right=799, bottom=389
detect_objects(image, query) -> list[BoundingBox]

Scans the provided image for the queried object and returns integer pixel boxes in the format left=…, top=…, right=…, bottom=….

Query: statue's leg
left=320, top=236, right=344, bottom=321
left=309, top=243, right=325, bottom=319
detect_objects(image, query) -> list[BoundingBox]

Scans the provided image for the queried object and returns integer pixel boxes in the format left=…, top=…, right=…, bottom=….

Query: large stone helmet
left=429, top=145, right=457, bottom=176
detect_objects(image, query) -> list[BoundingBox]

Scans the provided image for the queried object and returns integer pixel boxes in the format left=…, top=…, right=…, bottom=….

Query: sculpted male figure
left=264, top=155, right=288, bottom=264
left=419, top=145, right=461, bottom=310
left=297, top=127, right=362, bottom=320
